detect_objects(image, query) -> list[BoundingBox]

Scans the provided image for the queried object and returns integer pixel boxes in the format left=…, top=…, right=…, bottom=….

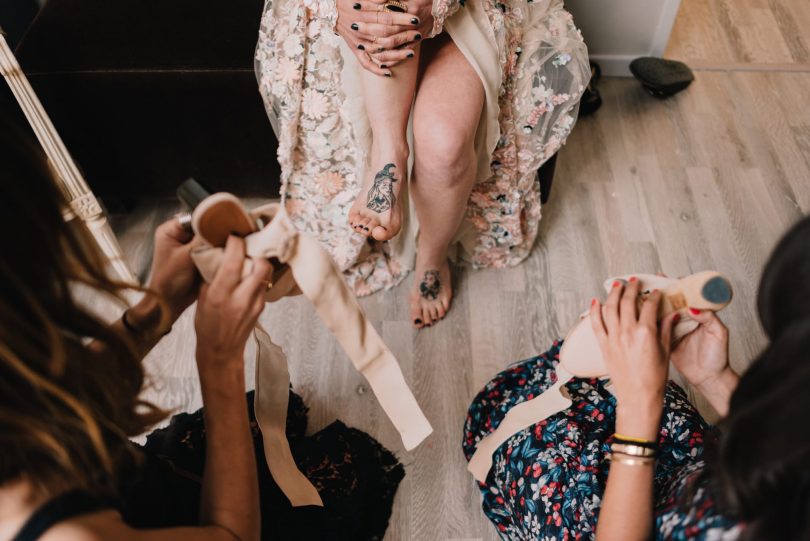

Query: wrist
left=696, top=366, right=738, bottom=394
left=196, top=349, right=245, bottom=374
left=199, top=362, right=246, bottom=403
left=145, top=280, right=185, bottom=322
left=124, top=295, right=170, bottom=338
left=615, top=398, right=663, bottom=442
left=696, top=367, right=738, bottom=416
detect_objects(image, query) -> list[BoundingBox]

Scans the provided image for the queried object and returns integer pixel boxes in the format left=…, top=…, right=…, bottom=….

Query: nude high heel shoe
left=467, top=271, right=732, bottom=482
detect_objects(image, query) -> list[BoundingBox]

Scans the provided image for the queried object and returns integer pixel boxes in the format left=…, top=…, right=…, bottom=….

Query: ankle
left=372, top=137, right=410, bottom=162
left=415, top=250, right=449, bottom=271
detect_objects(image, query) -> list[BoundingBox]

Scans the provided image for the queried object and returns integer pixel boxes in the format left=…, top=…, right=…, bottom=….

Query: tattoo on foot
left=366, top=163, right=398, bottom=213
left=419, top=270, right=441, bottom=300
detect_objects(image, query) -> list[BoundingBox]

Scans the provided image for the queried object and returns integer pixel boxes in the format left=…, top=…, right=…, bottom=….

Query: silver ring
left=175, top=212, right=193, bottom=231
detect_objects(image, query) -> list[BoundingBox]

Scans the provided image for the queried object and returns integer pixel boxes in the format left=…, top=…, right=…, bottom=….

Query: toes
left=355, top=217, right=373, bottom=237
left=371, top=225, right=393, bottom=241
left=436, top=304, right=447, bottom=320
left=422, top=307, right=434, bottom=327
left=348, top=210, right=362, bottom=228
left=363, top=217, right=377, bottom=234
left=410, top=299, right=424, bottom=328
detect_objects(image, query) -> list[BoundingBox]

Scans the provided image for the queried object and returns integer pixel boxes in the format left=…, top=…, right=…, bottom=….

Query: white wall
left=566, top=0, right=682, bottom=76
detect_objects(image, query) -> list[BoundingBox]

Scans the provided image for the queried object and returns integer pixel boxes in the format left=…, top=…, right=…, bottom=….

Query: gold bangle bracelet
left=614, top=433, right=656, bottom=445
left=607, top=452, right=655, bottom=467
left=610, top=442, right=657, bottom=458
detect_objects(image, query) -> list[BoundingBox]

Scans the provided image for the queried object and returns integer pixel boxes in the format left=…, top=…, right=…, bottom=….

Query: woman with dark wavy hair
left=464, top=216, right=810, bottom=540
left=0, top=121, right=404, bottom=541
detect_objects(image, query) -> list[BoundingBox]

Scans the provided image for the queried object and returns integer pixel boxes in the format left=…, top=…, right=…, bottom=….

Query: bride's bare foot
left=348, top=145, right=406, bottom=241
left=410, top=257, right=452, bottom=329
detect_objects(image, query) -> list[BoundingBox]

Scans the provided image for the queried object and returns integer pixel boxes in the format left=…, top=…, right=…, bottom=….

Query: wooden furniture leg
left=0, top=30, right=137, bottom=284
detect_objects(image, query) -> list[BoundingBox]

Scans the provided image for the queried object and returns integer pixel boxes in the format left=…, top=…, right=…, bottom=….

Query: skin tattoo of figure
left=366, top=163, right=398, bottom=213
left=419, top=270, right=441, bottom=300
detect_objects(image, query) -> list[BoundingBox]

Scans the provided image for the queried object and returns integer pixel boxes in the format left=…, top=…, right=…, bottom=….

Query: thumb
left=689, top=308, right=728, bottom=338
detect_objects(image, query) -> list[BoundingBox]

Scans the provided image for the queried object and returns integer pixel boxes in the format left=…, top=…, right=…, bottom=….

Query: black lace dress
left=118, top=391, right=404, bottom=541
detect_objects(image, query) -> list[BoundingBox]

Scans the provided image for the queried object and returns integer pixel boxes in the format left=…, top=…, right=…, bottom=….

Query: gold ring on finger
left=383, top=0, right=407, bottom=12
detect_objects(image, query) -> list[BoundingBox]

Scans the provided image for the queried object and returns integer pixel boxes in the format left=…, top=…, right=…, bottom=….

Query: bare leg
left=410, top=34, right=484, bottom=328
left=348, top=46, right=420, bottom=241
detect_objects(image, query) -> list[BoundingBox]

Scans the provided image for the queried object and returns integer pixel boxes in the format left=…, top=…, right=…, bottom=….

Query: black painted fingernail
left=377, top=47, right=385, bottom=53
left=351, top=23, right=359, bottom=30
left=415, top=319, right=422, bottom=325
left=353, top=2, right=361, bottom=8
left=407, top=52, right=414, bottom=58
left=411, top=17, right=419, bottom=24
left=380, top=64, right=388, bottom=68
left=414, top=33, right=422, bottom=40
left=357, top=44, right=365, bottom=50
left=363, top=227, right=370, bottom=231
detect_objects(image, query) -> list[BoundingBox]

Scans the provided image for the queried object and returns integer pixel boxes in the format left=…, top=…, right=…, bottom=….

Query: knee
left=414, top=119, right=474, bottom=176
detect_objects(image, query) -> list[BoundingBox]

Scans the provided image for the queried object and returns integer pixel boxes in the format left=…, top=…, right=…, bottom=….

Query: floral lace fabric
left=256, top=0, right=589, bottom=295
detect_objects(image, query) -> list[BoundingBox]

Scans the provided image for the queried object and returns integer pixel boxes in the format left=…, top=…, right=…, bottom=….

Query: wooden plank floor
left=667, top=0, right=810, bottom=66
left=107, top=2, right=810, bottom=539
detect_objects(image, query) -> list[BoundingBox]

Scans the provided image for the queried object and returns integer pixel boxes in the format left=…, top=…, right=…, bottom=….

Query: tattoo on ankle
left=366, top=163, right=398, bottom=213
left=419, top=270, right=441, bottom=300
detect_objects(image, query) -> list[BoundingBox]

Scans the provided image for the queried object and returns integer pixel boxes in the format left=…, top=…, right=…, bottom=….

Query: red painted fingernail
left=612, top=281, right=621, bottom=288
left=689, top=308, right=701, bottom=315
left=673, top=313, right=681, bottom=323
left=629, top=276, right=638, bottom=282
left=591, top=298, right=597, bottom=306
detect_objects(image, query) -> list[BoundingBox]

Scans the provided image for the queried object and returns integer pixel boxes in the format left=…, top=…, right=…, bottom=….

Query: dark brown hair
left=710, top=215, right=810, bottom=540
left=0, top=120, right=166, bottom=496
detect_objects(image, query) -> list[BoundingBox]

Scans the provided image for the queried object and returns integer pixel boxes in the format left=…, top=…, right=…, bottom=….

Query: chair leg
left=71, top=194, right=138, bottom=285
left=539, top=153, right=558, bottom=204
left=0, top=33, right=137, bottom=285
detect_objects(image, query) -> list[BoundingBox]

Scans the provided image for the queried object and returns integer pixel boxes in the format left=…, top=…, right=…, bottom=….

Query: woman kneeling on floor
left=464, top=216, right=810, bottom=540
left=0, top=122, right=403, bottom=541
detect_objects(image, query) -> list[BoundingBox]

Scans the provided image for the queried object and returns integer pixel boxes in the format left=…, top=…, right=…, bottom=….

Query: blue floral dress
left=463, top=341, right=743, bottom=540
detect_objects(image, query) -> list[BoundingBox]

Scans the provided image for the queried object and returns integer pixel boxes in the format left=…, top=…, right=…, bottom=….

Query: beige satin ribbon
left=467, top=273, right=727, bottom=482
left=192, top=203, right=432, bottom=506
left=467, top=365, right=574, bottom=482
left=253, top=324, right=323, bottom=506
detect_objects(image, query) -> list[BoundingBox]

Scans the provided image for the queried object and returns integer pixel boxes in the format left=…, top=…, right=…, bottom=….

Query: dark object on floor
left=578, top=61, right=602, bottom=117
left=629, top=57, right=695, bottom=99
left=539, top=153, right=557, bottom=205
left=2, top=0, right=280, bottom=198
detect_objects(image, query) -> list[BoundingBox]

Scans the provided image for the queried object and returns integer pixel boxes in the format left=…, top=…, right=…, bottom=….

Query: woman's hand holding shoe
left=146, top=219, right=201, bottom=320
left=591, top=279, right=679, bottom=541
left=117, top=218, right=201, bottom=354
left=195, top=235, right=273, bottom=373
left=671, top=309, right=738, bottom=416
left=589, top=279, right=679, bottom=441
left=191, top=234, right=268, bottom=541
